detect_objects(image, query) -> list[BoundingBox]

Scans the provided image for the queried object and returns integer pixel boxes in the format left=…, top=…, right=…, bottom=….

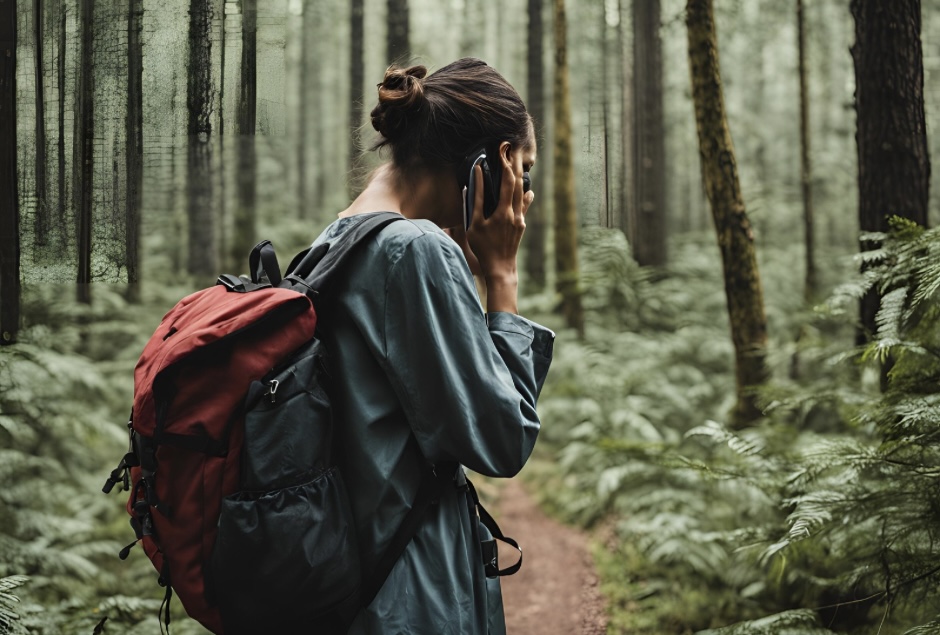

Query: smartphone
left=458, top=146, right=501, bottom=229
left=457, top=146, right=532, bottom=229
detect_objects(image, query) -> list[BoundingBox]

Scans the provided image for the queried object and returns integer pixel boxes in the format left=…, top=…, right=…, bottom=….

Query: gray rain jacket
left=309, top=213, right=554, bottom=635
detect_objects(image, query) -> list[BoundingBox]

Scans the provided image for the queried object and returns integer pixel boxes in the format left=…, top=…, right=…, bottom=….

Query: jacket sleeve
left=380, top=231, right=555, bottom=477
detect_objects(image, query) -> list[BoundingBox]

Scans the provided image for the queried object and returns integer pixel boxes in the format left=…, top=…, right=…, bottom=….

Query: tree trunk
left=349, top=0, right=364, bottom=196
left=0, top=0, right=19, bottom=345
left=32, top=0, right=48, bottom=247
left=187, top=0, right=217, bottom=278
left=619, top=0, right=634, bottom=241
left=76, top=0, right=95, bottom=304
left=524, top=0, right=547, bottom=290
left=686, top=0, right=769, bottom=428
left=126, top=0, right=143, bottom=302
left=797, top=0, right=816, bottom=302
left=631, top=0, right=667, bottom=267
left=57, top=2, right=65, bottom=250
left=553, top=0, right=585, bottom=337
left=230, top=0, right=256, bottom=269
left=850, top=0, right=930, bottom=342
left=387, top=0, right=409, bottom=65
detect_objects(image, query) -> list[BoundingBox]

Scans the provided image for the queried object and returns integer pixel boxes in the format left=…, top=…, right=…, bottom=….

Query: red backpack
left=102, top=213, right=463, bottom=634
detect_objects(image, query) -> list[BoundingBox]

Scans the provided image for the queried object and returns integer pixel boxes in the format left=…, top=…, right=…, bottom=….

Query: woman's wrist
left=483, top=271, right=518, bottom=314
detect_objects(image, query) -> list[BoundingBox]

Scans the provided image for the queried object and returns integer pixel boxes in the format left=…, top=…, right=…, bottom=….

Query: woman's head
left=369, top=58, right=534, bottom=178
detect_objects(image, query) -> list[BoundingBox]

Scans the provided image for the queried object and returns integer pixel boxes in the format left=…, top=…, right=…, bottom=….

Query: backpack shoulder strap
left=283, top=212, right=405, bottom=296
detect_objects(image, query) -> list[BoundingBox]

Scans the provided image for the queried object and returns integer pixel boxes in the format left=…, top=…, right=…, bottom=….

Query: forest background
left=3, top=0, right=940, bottom=633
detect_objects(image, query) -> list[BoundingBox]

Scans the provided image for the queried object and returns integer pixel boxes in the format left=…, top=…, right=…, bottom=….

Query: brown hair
left=369, top=58, right=532, bottom=173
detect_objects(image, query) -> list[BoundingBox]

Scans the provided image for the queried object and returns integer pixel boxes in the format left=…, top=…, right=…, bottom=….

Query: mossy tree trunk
left=0, top=0, right=19, bottom=345
left=553, top=0, right=584, bottom=337
left=850, top=0, right=930, bottom=343
left=525, top=0, right=547, bottom=291
left=687, top=0, right=769, bottom=428
left=631, top=0, right=667, bottom=267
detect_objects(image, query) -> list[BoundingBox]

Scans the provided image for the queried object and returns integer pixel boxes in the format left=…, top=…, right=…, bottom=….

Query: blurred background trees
left=3, top=0, right=940, bottom=632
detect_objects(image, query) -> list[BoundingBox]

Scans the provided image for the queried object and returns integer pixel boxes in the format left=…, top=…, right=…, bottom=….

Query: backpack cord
left=158, top=563, right=172, bottom=635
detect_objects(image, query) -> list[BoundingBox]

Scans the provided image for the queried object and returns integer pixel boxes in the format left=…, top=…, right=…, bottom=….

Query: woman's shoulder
left=314, top=213, right=462, bottom=272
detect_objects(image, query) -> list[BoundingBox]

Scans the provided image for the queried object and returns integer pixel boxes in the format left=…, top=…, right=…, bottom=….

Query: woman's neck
left=338, top=163, right=459, bottom=227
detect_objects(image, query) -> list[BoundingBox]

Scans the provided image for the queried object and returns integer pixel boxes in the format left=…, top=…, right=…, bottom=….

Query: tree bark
left=619, top=0, right=634, bottom=242
left=349, top=0, right=364, bottom=196
left=524, top=0, right=547, bottom=290
left=56, top=2, right=65, bottom=249
left=797, top=0, right=816, bottom=302
left=126, top=0, right=143, bottom=302
left=0, top=0, right=19, bottom=345
left=850, top=0, right=930, bottom=342
left=32, top=0, right=48, bottom=247
left=631, top=0, right=667, bottom=267
left=686, top=0, right=769, bottom=428
left=187, top=0, right=217, bottom=278
left=76, top=0, right=95, bottom=304
left=387, top=0, right=409, bottom=65
left=553, top=0, right=585, bottom=337
left=230, top=0, right=256, bottom=269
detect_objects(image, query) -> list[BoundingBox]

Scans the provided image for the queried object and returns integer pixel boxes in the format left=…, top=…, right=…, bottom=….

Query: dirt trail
left=494, top=479, right=608, bottom=635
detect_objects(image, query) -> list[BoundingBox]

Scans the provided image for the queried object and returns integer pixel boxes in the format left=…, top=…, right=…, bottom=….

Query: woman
left=312, top=58, right=554, bottom=634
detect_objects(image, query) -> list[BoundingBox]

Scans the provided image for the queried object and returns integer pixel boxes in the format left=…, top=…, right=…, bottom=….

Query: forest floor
left=494, top=479, right=609, bottom=635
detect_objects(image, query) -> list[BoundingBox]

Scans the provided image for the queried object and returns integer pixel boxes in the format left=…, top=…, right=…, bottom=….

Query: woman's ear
left=498, top=141, right=512, bottom=165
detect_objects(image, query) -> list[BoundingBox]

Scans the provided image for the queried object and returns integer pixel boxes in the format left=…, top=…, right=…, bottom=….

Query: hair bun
left=370, top=65, right=428, bottom=141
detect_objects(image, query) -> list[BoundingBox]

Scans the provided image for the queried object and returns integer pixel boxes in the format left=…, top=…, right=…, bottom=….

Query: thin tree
left=76, top=0, right=95, bottom=304
left=687, top=0, right=769, bottom=428
left=0, top=0, right=19, bottom=345
left=797, top=0, right=816, bottom=302
left=56, top=2, right=66, bottom=248
left=231, top=0, right=257, bottom=268
left=631, top=0, right=667, bottom=266
left=349, top=0, right=364, bottom=196
left=619, top=0, right=634, bottom=242
left=187, top=0, right=217, bottom=278
left=850, top=0, right=930, bottom=343
left=553, top=0, right=585, bottom=337
left=524, top=0, right=547, bottom=290
left=387, top=0, right=409, bottom=65
left=32, top=0, right=48, bottom=247
left=126, top=0, right=144, bottom=302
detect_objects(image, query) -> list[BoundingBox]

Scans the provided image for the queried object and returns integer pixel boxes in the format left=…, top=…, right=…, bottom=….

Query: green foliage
left=533, top=223, right=940, bottom=633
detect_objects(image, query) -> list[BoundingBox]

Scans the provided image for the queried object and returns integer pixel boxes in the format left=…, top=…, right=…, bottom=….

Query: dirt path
left=494, top=479, right=608, bottom=635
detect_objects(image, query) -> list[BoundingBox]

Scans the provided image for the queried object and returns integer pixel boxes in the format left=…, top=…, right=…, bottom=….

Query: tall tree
left=0, top=0, right=19, bottom=345
left=32, top=0, right=48, bottom=247
left=524, top=0, right=547, bottom=290
left=76, top=0, right=95, bottom=304
left=797, top=0, right=816, bottom=302
left=619, top=0, right=634, bottom=241
left=349, top=0, right=364, bottom=196
left=553, top=0, right=585, bottom=336
left=387, top=0, right=409, bottom=65
left=56, top=1, right=66, bottom=249
left=687, top=0, right=769, bottom=428
left=126, top=0, right=143, bottom=302
left=631, top=0, right=667, bottom=267
left=851, top=0, right=930, bottom=341
left=230, top=0, right=257, bottom=268
left=188, top=0, right=217, bottom=278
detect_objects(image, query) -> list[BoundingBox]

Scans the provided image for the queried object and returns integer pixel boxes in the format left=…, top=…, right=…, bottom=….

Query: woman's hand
left=465, top=142, right=535, bottom=314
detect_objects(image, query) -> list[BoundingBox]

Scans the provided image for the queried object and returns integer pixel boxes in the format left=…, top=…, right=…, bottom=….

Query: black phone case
left=459, top=147, right=502, bottom=229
